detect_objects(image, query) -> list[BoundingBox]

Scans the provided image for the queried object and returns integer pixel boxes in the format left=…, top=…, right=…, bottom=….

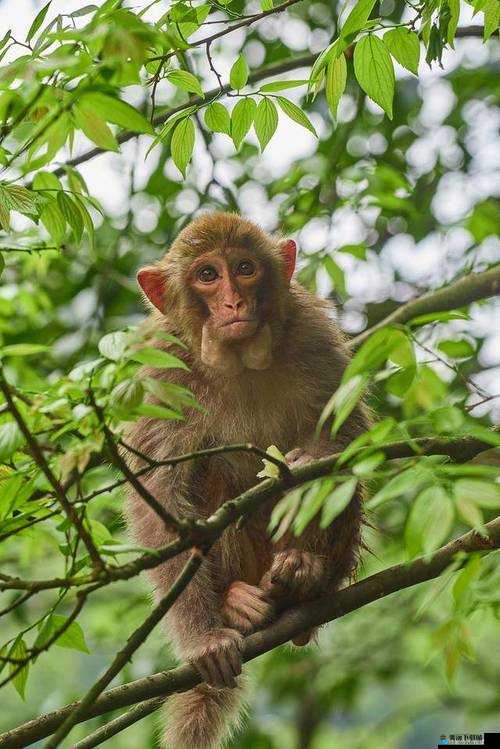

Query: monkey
left=124, top=211, right=370, bottom=749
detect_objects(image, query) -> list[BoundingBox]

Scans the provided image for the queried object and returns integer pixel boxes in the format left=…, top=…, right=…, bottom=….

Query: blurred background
left=0, top=0, right=499, bottom=747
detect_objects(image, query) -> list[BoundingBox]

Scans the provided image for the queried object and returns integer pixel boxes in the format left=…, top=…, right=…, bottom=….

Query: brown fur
left=124, top=212, right=370, bottom=748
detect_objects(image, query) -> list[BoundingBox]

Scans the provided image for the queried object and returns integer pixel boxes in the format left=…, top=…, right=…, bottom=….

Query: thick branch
left=3, top=516, right=499, bottom=749
left=349, top=265, right=500, bottom=348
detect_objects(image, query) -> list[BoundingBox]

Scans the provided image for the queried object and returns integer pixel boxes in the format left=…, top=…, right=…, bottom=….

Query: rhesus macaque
left=125, top=212, right=369, bottom=749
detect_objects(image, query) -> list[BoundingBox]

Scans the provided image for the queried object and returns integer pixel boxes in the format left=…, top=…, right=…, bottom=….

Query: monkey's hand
left=222, top=581, right=275, bottom=635
left=188, top=628, right=243, bottom=689
left=285, top=447, right=315, bottom=468
left=260, top=549, right=325, bottom=602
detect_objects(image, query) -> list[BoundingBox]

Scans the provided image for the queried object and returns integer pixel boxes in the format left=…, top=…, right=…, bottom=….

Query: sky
left=1, top=0, right=499, bottom=419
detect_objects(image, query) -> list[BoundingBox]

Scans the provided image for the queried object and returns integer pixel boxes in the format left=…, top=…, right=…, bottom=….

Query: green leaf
left=454, top=479, right=500, bottom=509
left=35, top=615, right=89, bottom=653
left=135, top=403, right=183, bottom=420
left=170, top=117, right=195, bottom=177
left=323, top=255, right=346, bottom=298
left=73, top=105, right=119, bottom=152
left=40, top=199, right=66, bottom=246
left=383, top=27, right=420, bottom=75
left=0, top=184, right=37, bottom=215
left=431, top=406, right=464, bottom=433
left=354, top=34, right=395, bottom=118
left=26, top=1, right=51, bottom=43
left=110, top=379, right=144, bottom=410
left=405, top=486, right=454, bottom=558
left=320, top=478, right=358, bottom=528
left=229, top=54, right=249, bottom=90
left=130, top=347, right=189, bottom=370
left=293, top=478, right=336, bottom=536
left=167, top=70, right=204, bottom=98
left=368, top=465, right=433, bottom=509
left=455, top=494, right=485, bottom=533
left=0, top=343, right=48, bottom=357
left=254, top=98, right=278, bottom=151
left=325, top=53, right=347, bottom=118
left=309, top=38, right=347, bottom=84
left=260, top=0, right=273, bottom=9
left=352, top=450, right=385, bottom=475
left=9, top=637, right=28, bottom=699
left=343, top=327, right=405, bottom=381
left=73, top=195, right=95, bottom=249
left=341, top=0, right=377, bottom=40
left=276, top=97, right=316, bottom=135
left=204, top=102, right=231, bottom=134
left=57, top=193, right=83, bottom=243
left=231, top=97, right=256, bottom=149
left=316, top=374, right=368, bottom=438
left=32, top=170, right=62, bottom=192
left=260, top=80, right=308, bottom=93
left=452, top=555, right=482, bottom=611
left=484, top=0, right=500, bottom=40
left=445, top=0, right=460, bottom=44
left=268, top=488, right=303, bottom=539
left=0, top=421, right=25, bottom=461
left=79, top=92, right=154, bottom=134
left=437, top=339, right=475, bottom=359
left=98, top=331, right=129, bottom=361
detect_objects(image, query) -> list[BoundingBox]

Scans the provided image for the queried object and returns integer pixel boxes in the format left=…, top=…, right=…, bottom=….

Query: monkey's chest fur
left=187, top=367, right=325, bottom=584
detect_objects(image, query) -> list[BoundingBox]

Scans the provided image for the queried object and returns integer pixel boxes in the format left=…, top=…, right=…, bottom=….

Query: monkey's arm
left=124, top=420, right=248, bottom=689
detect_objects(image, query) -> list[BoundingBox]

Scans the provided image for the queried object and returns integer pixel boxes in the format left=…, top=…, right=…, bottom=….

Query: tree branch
left=0, top=433, right=495, bottom=594
left=3, top=516, right=499, bottom=749
left=348, top=265, right=500, bottom=349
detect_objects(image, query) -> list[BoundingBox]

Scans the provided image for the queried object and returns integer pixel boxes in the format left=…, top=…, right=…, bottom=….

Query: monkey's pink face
left=136, top=238, right=296, bottom=344
left=188, top=251, right=264, bottom=341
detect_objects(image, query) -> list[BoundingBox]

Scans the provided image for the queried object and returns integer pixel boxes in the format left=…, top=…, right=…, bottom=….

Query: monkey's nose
left=224, top=298, right=244, bottom=310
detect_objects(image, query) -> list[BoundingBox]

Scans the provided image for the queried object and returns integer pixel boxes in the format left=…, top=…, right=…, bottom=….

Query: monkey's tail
left=162, top=679, right=247, bottom=749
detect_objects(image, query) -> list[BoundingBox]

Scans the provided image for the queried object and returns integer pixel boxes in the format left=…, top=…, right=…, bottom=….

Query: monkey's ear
left=137, top=266, right=166, bottom=313
left=280, top=239, right=297, bottom=283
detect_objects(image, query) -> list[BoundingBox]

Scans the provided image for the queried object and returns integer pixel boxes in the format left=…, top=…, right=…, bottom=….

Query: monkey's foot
left=292, top=627, right=318, bottom=647
left=261, top=549, right=325, bottom=601
left=188, top=628, right=243, bottom=689
left=222, top=581, right=274, bottom=635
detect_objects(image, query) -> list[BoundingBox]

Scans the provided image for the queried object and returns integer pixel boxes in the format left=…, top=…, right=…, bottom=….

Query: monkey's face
left=136, top=214, right=297, bottom=370
left=187, top=250, right=263, bottom=342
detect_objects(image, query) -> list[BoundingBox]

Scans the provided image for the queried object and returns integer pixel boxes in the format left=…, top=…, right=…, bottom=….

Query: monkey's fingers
left=285, top=448, right=314, bottom=469
left=224, top=582, right=275, bottom=633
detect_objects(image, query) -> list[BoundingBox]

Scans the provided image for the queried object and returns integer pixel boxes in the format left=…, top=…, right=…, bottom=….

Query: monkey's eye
left=236, top=260, right=255, bottom=277
left=197, top=266, right=218, bottom=283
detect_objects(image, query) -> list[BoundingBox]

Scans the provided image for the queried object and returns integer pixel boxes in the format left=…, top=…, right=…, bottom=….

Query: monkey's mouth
left=219, top=317, right=258, bottom=339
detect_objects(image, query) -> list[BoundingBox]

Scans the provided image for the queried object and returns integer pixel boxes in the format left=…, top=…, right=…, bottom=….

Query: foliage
left=0, top=1, right=499, bottom=748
